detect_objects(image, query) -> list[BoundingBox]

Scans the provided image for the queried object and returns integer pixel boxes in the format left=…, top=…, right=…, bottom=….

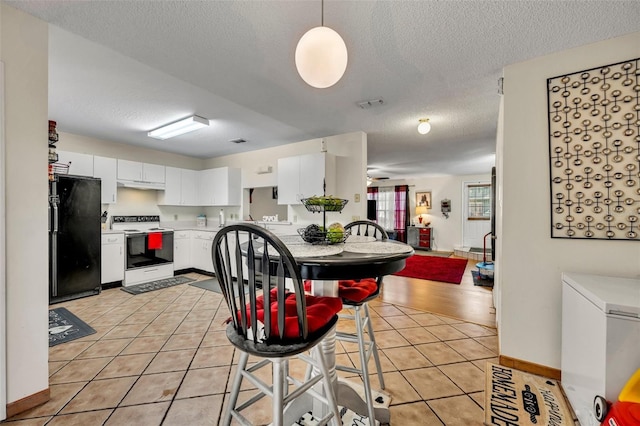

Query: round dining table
left=248, top=233, right=414, bottom=424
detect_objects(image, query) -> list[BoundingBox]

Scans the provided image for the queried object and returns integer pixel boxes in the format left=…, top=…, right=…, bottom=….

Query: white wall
left=499, top=31, right=640, bottom=369
left=58, top=131, right=204, bottom=169
left=370, top=173, right=491, bottom=251
left=1, top=3, right=49, bottom=410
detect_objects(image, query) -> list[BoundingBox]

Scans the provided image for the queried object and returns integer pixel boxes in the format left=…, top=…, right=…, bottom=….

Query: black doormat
left=49, top=307, right=96, bottom=347
left=120, top=275, right=195, bottom=295
left=189, top=278, right=250, bottom=294
left=472, top=270, right=494, bottom=287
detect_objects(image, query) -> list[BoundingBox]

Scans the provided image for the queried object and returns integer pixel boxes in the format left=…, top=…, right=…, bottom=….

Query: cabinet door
left=298, top=153, right=326, bottom=199
left=93, top=156, right=117, bottom=204
left=210, top=167, right=241, bottom=206
left=174, top=231, right=191, bottom=270
left=57, top=151, right=94, bottom=177
left=191, top=232, right=215, bottom=271
left=277, top=156, right=300, bottom=205
left=162, top=167, right=182, bottom=205
left=198, top=168, right=220, bottom=206
left=181, top=170, right=198, bottom=205
left=101, top=234, right=124, bottom=284
left=143, top=163, right=165, bottom=183
left=117, top=159, right=143, bottom=181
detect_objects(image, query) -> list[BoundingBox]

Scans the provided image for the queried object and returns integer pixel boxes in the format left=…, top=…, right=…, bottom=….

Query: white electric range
left=111, top=215, right=175, bottom=286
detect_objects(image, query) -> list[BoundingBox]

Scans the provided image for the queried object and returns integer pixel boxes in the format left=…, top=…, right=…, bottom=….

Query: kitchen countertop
left=101, top=229, right=124, bottom=235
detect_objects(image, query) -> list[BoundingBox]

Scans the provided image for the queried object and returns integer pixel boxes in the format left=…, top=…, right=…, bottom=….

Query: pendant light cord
left=321, top=0, right=324, bottom=27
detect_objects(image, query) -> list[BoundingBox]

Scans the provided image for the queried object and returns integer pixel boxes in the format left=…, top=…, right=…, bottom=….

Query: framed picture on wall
left=416, top=191, right=431, bottom=208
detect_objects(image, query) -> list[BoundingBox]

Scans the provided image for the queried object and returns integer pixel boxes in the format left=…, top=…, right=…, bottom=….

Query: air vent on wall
left=229, top=138, right=247, bottom=144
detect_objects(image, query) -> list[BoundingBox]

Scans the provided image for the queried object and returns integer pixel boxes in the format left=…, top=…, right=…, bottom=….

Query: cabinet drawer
left=419, top=228, right=431, bottom=236
left=101, top=233, right=124, bottom=245
left=174, top=231, right=191, bottom=240
left=193, top=231, right=215, bottom=240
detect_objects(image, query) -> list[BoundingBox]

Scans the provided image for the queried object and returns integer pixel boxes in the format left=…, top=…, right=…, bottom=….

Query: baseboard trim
left=6, top=387, right=49, bottom=418
left=499, top=355, right=561, bottom=380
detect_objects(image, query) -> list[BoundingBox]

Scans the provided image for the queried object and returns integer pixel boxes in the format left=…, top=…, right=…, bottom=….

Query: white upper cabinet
left=93, top=156, right=117, bottom=204
left=181, top=169, right=198, bottom=205
left=143, top=163, right=165, bottom=184
left=159, top=167, right=198, bottom=206
left=117, top=159, right=165, bottom=186
left=56, top=150, right=94, bottom=177
left=277, top=152, right=335, bottom=205
left=198, top=166, right=241, bottom=206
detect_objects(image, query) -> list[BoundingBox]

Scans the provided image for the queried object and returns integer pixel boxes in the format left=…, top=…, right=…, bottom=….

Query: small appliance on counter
left=197, top=214, right=207, bottom=227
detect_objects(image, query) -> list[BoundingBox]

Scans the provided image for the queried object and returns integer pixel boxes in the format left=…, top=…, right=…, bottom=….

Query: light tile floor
left=4, top=272, right=497, bottom=425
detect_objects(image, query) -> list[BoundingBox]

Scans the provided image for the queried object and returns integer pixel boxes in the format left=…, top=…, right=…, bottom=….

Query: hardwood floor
left=380, top=256, right=496, bottom=327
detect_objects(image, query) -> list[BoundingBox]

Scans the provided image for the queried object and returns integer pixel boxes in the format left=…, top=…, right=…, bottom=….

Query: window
left=374, top=187, right=395, bottom=230
left=467, top=184, right=491, bottom=220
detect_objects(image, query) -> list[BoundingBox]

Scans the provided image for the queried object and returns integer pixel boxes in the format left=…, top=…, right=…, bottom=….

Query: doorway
left=247, top=187, right=287, bottom=221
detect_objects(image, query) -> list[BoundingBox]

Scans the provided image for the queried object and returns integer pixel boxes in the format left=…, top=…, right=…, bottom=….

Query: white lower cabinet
left=191, top=231, right=215, bottom=273
left=173, top=230, right=191, bottom=271
left=101, top=233, right=124, bottom=284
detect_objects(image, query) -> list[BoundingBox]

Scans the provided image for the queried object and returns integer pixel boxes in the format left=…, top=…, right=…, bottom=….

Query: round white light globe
left=418, top=121, right=431, bottom=135
left=295, top=26, right=348, bottom=89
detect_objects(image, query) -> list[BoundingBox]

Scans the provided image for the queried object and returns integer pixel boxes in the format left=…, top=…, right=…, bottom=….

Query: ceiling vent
left=357, top=98, right=384, bottom=109
left=229, top=138, right=247, bottom=144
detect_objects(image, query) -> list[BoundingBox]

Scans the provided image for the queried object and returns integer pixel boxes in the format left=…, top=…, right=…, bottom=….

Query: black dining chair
left=212, top=223, right=343, bottom=426
left=338, top=219, right=389, bottom=422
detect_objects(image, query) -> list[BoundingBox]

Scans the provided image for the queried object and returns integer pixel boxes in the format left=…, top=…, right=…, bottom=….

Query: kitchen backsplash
left=102, top=187, right=242, bottom=229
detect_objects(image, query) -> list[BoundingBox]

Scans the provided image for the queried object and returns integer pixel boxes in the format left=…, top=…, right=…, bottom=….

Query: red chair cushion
left=244, top=288, right=342, bottom=340
left=338, top=278, right=378, bottom=302
left=303, top=279, right=378, bottom=303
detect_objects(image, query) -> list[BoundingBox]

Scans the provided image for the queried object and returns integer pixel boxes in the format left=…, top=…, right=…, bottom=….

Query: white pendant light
left=417, top=118, right=431, bottom=135
left=295, top=0, right=348, bottom=89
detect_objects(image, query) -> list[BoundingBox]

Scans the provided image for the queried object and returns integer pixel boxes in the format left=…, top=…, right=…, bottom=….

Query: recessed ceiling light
left=148, top=115, right=209, bottom=140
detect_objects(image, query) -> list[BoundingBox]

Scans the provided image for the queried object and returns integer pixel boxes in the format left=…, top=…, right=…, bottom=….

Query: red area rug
left=393, top=255, right=468, bottom=284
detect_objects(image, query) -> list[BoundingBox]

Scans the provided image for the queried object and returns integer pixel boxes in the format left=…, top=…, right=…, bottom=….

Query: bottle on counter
left=219, top=209, right=225, bottom=228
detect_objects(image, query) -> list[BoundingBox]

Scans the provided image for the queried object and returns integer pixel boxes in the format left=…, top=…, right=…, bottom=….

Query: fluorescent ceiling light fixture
left=148, top=115, right=209, bottom=140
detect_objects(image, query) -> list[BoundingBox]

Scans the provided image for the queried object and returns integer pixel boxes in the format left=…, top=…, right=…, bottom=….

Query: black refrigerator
left=49, top=174, right=101, bottom=304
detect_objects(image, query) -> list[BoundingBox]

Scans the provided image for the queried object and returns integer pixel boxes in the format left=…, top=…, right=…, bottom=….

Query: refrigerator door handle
left=53, top=203, right=59, bottom=232
left=51, top=231, right=57, bottom=297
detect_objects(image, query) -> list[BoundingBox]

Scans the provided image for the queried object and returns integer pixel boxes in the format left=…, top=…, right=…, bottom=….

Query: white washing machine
left=561, top=272, right=640, bottom=426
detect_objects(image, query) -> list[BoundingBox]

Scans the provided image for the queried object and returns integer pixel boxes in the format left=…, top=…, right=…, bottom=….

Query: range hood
left=117, top=180, right=165, bottom=190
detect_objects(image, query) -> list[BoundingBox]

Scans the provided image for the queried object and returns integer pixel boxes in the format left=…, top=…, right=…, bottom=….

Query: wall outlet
left=352, top=215, right=360, bottom=221
left=293, top=215, right=297, bottom=223
left=354, top=193, right=360, bottom=202
left=173, top=214, right=178, bottom=221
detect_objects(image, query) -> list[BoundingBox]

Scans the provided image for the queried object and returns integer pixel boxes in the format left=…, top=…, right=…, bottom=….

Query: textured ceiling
left=8, top=1, right=640, bottom=179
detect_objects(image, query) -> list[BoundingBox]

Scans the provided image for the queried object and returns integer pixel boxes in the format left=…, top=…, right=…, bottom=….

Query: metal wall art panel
left=547, top=58, right=640, bottom=240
